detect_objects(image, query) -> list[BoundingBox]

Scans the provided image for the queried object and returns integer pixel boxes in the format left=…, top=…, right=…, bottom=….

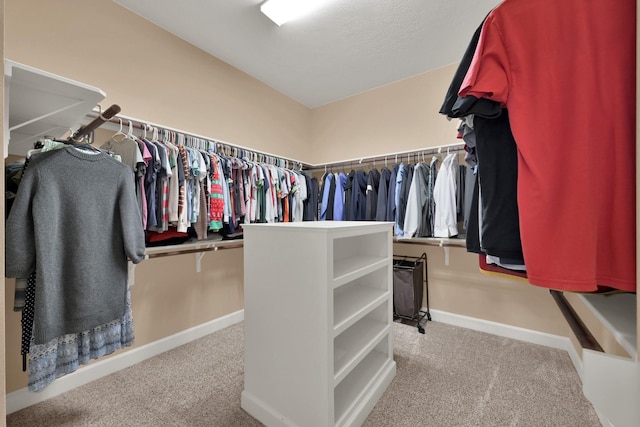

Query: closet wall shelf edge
left=144, top=240, right=244, bottom=257
left=4, top=59, right=106, bottom=158
left=577, top=293, right=637, bottom=360
left=550, top=290, right=604, bottom=353
left=142, top=240, right=244, bottom=272
left=393, top=236, right=466, bottom=248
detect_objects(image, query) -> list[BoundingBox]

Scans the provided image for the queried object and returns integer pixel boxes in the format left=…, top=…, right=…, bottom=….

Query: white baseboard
left=6, top=309, right=244, bottom=415
left=428, top=308, right=584, bottom=381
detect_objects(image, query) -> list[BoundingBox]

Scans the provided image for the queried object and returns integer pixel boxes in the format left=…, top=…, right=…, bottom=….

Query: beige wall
left=393, top=242, right=576, bottom=337
left=310, top=65, right=460, bottom=164
left=5, top=0, right=311, bottom=163
left=2, top=0, right=637, bottom=402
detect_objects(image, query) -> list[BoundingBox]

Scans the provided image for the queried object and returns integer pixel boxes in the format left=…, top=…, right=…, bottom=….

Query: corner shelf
left=4, top=59, right=106, bottom=158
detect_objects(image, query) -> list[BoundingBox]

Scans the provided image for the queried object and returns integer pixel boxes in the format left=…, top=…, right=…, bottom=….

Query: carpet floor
left=6, top=320, right=601, bottom=426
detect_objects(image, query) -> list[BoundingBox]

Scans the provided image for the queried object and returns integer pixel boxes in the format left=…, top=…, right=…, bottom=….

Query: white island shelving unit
left=241, top=221, right=396, bottom=427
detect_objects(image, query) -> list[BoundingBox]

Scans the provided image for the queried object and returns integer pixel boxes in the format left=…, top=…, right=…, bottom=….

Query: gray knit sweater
left=5, top=147, right=146, bottom=344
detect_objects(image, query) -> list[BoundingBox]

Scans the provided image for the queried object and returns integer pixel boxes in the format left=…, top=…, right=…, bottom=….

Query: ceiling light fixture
left=260, top=0, right=333, bottom=26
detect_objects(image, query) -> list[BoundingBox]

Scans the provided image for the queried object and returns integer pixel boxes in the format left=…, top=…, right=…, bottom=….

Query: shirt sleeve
left=458, top=13, right=510, bottom=106
left=118, top=166, right=146, bottom=264
left=5, top=164, right=38, bottom=278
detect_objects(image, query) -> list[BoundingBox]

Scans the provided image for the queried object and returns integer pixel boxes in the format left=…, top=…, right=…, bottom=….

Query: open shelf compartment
left=334, top=302, right=390, bottom=385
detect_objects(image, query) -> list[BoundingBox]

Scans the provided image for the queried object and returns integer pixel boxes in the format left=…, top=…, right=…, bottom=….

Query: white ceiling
left=113, top=0, right=501, bottom=108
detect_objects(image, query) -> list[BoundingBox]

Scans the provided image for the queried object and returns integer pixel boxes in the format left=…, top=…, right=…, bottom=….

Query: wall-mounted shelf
left=143, top=240, right=244, bottom=273
left=4, top=59, right=106, bottom=158
left=394, top=236, right=467, bottom=248
left=580, top=293, right=639, bottom=427
left=578, top=293, right=637, bottom=360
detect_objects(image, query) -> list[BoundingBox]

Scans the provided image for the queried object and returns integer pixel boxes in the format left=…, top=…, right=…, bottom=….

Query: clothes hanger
left=69, top=138, right=102, bottom=153
left=67, top=122, right=102, bottom=153
left=111, top=118, right=127, bottom=143
left=126, top=120, right=136, bottom=140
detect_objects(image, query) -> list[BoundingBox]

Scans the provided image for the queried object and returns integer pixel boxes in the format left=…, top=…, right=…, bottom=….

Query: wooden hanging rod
left=69, top=104, right=121, bottom=143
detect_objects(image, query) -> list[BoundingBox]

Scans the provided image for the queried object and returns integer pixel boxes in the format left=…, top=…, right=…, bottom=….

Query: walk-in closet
left=2, top=1, right=638, bottom=427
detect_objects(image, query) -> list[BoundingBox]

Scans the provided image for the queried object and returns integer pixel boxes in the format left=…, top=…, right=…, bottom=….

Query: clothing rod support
left=195, top=251, right=207, bottom=273
left=549, top=290, right=604, bottom=352
left=128, top=261, right=136, bottom=288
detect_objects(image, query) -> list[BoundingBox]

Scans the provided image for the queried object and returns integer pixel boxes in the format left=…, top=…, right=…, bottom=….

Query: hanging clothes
left=459, top=0, right=636, bottom=292
left=27, top=287, right=135, bottom=392
left=427, top=158, right=438, bottom=236
left=325, top=173, right=337, bottom=221
left=439, top=11, right=522, bottom=261
left=142, top=139, right=160, bottom=230
left=333, top=172, right=347, bottom=221
left=6, top=146, right=146, bottom=343
left=303, top=174, right=319, bottom=221
left=396, top=164, right=413, bottom=234
left=319, top=172, right=334, bottom=220
left=402, top=162, right=432, bottom=238
left=208, top=153, right=225, bottom=230
left=433, top=153, right=459, bottom=238
left=5, top=146, right=145, bottom=391
left=343, top=170, right=356, bottom=221
left=375, top=167, right=391, bottom=221
left=164, top=137, right=180, bottom=224
left=194, top=150, right=210, bottom=239
left=100, top=132, right=145, bottom=177
left=393, top=163, right=406, bottom=236
left=365, top=168, right=380, bottom=221
left=176, top=144, right=191, bottom=232
left=350, top=170, right=368, bottom=221
left=291, top=171, right=306, bottom=222
left=386, top=164, right=399, bottom=225
left=473, top=111, right=523, bottom=259
left=153, top=140, right=171, bottom=232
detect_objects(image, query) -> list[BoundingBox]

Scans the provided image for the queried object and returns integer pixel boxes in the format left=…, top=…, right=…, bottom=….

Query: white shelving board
left=4, top=59, right=106, bottom=158
left=578, top=293, right=637, bottom=360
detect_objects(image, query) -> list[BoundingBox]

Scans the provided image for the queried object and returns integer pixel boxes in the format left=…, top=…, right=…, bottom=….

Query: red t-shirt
left=459, top=0, right=636, bottom=292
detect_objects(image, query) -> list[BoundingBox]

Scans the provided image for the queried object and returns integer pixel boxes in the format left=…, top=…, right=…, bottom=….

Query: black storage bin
left=393, top=259, right=424, bottom=318
left=392, top=253, right=430, bottom=333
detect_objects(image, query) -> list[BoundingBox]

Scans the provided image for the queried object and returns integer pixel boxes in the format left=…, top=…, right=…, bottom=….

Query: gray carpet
left=6, top=321, right=601, bottom=427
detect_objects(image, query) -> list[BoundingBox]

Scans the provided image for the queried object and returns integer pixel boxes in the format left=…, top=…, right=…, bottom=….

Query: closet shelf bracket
left=442, top=245, right=450, bottom=266
left=128, top=261, right=137, bottom=288
left=550, top=290, right=604, bottom=352
left=195, top=250, right=210, bottom=273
